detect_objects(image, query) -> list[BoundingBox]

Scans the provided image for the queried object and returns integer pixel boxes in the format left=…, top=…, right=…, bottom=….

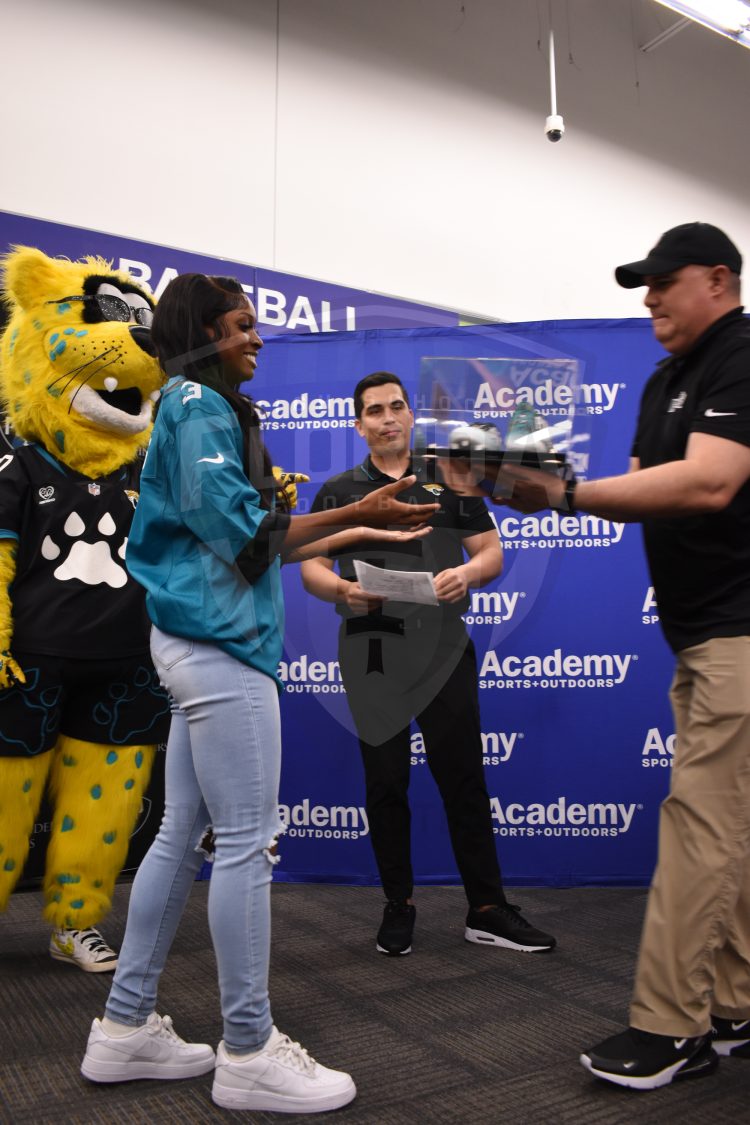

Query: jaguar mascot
left=0, top=246, right=171, bottom=971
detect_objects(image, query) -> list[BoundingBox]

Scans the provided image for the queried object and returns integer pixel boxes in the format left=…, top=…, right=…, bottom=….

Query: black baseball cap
left=615, top=222, right=742, bottom=289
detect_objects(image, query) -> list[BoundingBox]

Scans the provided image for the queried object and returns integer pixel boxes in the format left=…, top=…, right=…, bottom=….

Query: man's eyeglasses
left=46, top=294, right=154, bottom=328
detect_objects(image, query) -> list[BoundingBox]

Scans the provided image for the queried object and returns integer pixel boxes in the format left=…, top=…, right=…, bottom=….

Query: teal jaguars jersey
left=126, top=378, right=286, bottom=688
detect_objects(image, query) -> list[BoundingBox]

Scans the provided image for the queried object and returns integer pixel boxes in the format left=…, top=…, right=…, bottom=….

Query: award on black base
left=412, top=356, right=590, bottom=498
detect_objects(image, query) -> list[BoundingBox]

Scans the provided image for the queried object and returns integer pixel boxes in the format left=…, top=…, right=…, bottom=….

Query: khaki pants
left=630, top=635, right=750, bottom=1037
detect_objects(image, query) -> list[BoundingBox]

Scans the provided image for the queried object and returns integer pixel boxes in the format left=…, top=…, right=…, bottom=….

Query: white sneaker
left=212, top=1026, right=357, bottom=1112
left=49, top=927, right=118, bottom=973
left=81, top=1012, right=215, bottom=1082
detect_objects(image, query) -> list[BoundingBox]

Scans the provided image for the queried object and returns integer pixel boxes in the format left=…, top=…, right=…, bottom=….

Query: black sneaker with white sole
left=376, top=900, right=416, bottom=956
left=580, top=1027, right=719, bottom=1090
left=711, top=1015, right=750, bottom=1057
left=465, top=904, right=556, bottom=952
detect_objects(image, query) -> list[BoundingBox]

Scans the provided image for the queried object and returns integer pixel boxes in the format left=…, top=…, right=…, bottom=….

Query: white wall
left=4, top=0, right=750, bottom=320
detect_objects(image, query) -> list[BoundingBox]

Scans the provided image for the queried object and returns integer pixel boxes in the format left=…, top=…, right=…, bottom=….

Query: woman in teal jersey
left=80, top=274, right=438, bottom=1114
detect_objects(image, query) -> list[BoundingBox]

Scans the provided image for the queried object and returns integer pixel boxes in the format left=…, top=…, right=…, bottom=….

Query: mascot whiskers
left=0, top=246, right=170, bottom=970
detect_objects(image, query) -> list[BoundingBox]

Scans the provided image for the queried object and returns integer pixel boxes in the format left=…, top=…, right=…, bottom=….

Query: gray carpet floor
left=0, top=882, right=746, bottom=1124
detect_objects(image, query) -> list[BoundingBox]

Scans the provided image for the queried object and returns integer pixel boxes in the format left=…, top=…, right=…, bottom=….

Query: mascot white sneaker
left=0, top=246, right=170, bottom=970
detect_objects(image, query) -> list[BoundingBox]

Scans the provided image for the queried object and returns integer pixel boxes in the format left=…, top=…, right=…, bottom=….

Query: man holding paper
left=300, top=372, right=556, bottom=957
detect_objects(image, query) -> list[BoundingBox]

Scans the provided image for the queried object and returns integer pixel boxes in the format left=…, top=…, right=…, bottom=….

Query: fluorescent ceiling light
left=654, top=0, right=750, bottom=47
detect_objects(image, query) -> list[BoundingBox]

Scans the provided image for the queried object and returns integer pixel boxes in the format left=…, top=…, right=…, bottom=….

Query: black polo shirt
left=310, top=455, right=494, bottom=625
left=631, top=307, right=750, bottom=652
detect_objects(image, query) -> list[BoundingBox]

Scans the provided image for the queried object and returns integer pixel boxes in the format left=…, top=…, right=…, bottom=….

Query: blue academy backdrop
left=0, top=210, right=460, bottom=887
left=260, top=321, right=675, bottom=889
left=0, top=212, right=674, bottom=889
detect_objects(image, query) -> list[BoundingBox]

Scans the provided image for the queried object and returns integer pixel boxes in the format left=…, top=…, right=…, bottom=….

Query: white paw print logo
left=41, top=511, right=128, bottom=588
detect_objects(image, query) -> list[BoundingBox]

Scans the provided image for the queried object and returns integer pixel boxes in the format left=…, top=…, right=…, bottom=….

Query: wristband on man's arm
left=553, top=476, right=577, bottom=514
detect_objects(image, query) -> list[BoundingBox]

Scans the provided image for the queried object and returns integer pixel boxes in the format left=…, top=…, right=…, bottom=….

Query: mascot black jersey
left=0, top=445, right=151, bottom=659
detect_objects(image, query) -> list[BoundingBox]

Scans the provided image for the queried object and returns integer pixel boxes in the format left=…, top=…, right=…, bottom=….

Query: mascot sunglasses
left=45, top=293, right=154, bottom=328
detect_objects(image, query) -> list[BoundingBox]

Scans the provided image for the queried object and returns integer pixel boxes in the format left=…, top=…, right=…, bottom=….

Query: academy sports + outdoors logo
left=489, top=795, right=640, bottom=837
left=254, top=393, right=356, bottom=432
left=489, top=510, right=625, bottom=551
left=278, top=798, right=368, bottom=840
left=277, top=655, right=346, bottom=693
left=411, top=729, right=522, bottom=766
left=253, top=373, right=626, bottom=433
left=472, top=374, right=624, bottom=417
left=478, top=648, right=635, bottom=689
left=641, top=727, right=675, bottom=769
left=642, top=587, right=660, bottom=625
left=463, top=590, right=523, bottom=626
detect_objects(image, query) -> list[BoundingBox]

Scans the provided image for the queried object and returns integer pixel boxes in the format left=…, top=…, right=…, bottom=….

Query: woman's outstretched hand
left=355, top=523, right=433, bottom=544
left=353, top=476, right=440, bottom=527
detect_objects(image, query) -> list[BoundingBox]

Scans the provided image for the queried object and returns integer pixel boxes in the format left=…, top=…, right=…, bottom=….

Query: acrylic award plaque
left=413, top=356, right=590, bottom=496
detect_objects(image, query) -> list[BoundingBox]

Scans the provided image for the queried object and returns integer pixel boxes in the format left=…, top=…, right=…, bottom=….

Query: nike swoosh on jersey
left=197, top=454, right=225, bottom=464
left=731, top=1020, right=750, bottom=1032
left=704, top=409, right=737, bottom=417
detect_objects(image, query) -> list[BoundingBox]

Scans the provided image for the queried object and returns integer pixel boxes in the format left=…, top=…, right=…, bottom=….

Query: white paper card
left=353, top=560, right=439, bottom=606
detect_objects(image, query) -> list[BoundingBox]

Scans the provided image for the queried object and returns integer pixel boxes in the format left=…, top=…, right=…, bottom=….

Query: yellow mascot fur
left=0, top=246, right=170, bottom=971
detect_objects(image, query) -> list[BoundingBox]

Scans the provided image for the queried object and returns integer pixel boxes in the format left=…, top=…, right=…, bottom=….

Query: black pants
left=338, top=619, right=505, bottom=907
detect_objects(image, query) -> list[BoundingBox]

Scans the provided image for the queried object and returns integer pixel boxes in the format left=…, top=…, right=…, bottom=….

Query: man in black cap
left=443, top=222, right=750, bottom=1089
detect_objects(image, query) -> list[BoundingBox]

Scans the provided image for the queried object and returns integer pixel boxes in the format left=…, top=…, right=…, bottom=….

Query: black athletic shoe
left=711, top=1015, right=750, bottom=1057
left=376, top=900, right=416, bottom=956
left=580, top=1027, right=719, bottom=1090
left=464, top=903, right=556, bottom=952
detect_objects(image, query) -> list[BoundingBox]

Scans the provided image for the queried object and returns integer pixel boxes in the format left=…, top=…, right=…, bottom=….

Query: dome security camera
left=545, top=114, right=565, bottom=142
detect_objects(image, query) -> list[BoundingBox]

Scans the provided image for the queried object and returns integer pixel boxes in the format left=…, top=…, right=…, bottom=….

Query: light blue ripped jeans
left=105, top=626, right=285, bottom=1053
